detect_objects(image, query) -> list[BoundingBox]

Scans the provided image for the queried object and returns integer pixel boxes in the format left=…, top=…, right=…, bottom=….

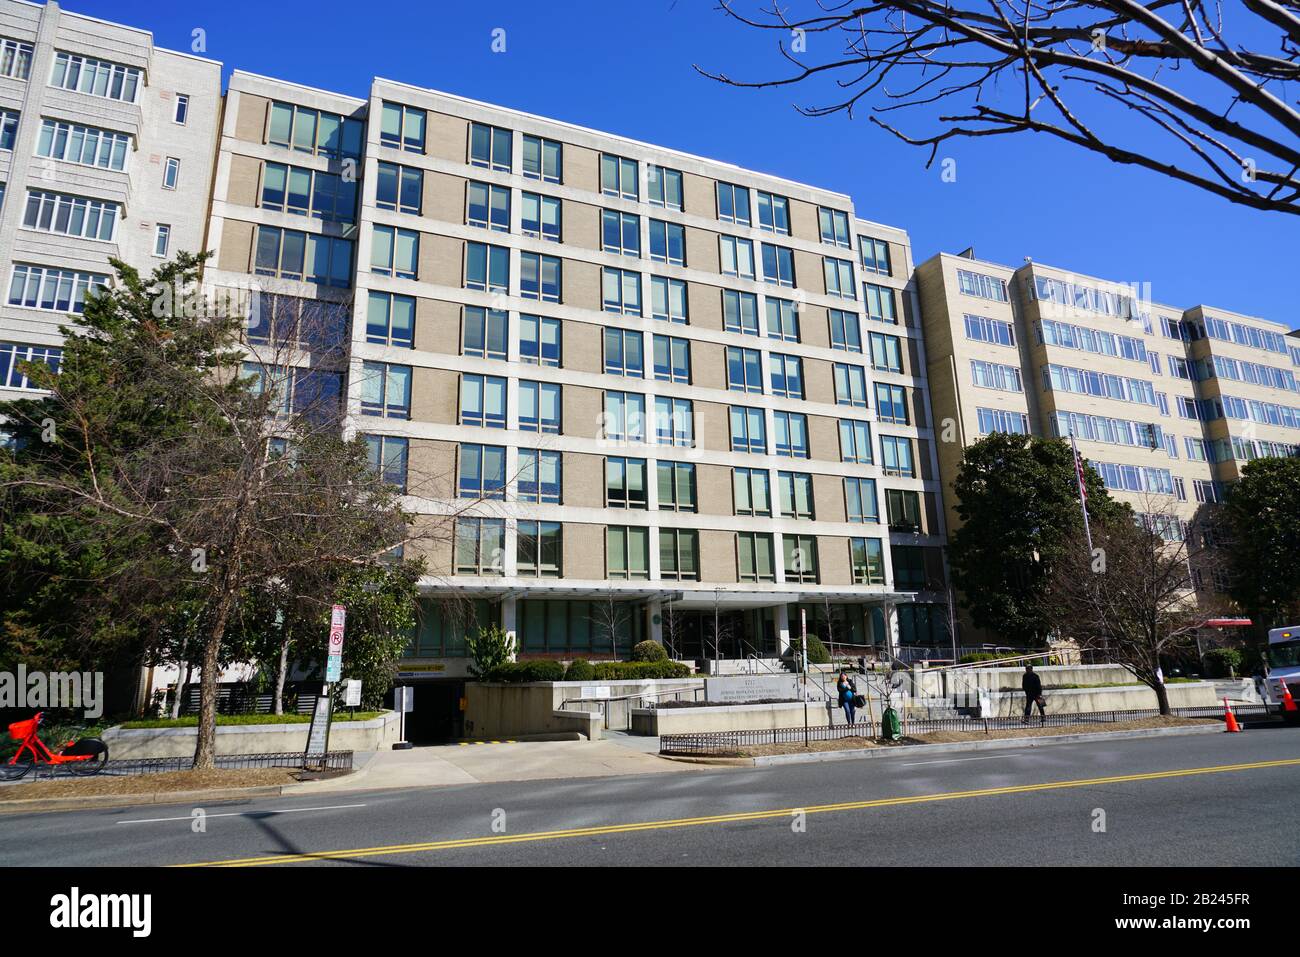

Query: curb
left=662, top=721, right=1233, bottom=767
left=0, top=785, right=289, bottom=815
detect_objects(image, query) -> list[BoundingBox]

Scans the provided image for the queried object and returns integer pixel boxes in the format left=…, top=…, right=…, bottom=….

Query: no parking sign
left=326, top=605, right=346, bottom=683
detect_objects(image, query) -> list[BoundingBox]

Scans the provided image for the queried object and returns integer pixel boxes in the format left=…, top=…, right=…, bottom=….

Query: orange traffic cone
left=1282, top=682, right=1298, bottom=714
left=1223, top=697, right=1242, bottom=733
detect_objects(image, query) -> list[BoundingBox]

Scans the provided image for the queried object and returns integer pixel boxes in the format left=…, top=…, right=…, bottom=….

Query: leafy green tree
left=948, top=433, right=1129, bottom=646
left=0, top=254, right=429, bottom=768
left=1223, top=457, right=1300, bottom=634
left=465, top=624, right=514, bottom=678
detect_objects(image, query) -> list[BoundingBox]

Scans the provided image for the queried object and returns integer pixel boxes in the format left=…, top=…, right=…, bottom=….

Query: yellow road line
left=180, top=756, right=1300, bottom=867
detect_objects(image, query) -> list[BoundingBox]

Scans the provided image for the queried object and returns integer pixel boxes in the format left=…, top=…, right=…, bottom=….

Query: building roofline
left=229, top=69, right=367, bottom=107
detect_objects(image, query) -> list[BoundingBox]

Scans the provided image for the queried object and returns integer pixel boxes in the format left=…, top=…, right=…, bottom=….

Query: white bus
left=1260, top=625, right=1300, bottom=722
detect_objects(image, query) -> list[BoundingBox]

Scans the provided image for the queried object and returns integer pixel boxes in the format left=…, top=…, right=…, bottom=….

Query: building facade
left=916, top=251, right=1300, bottom=638
left=0, top=0, right=219, bottom=400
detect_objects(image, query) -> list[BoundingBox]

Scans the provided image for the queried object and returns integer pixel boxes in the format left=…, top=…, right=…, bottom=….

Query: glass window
left=365, top=435, right=409, bottom=493
left=0, top=39, right=32, bottom=81
left=459, top=373, right=507, bottom=428
left=519, top=314, right=561, bottom=366
left=651, top=276, right=687, bottom=323
left=716, top=182, right=751, bottom=225
left=738, top=532, right=775, bottom=582
left=845, top=477, right=879, bottom=523
left=465, top=242, right=509, bottom=292
left=605, top=328, right=645, bottom=377
left=647, top=165, right=682, bottom=210
left=455, top=518, right=505, bottom=576
left=607, top=526, right=650, bottom=579
left=729, top=405, right=766, bottom=453
left=654, top=396, right=694, bottom=447
left=520, top=252, right=561, bottom=302
left=522, top=135, right=562, bottom=182
left=829, top=309, right=861, bottom=352
left=818, top=207, right=851, bottom=248
left=162, top=157, right=180, bottom=190
left=833, top=363, right=868, bottom=407
left=859, top=236, right=891, bottom=275
left=458, top=443, right=507, bottom=499
left=519, top=380, right=561, bottom=433
left=604, top=391, right=646, bottom=442
left=366, top=291, right=415, bottom=347
left=518, top=449, right=562, bottom=504
left=463, top=306, right=508, bottom=360
left=823, top=257, right=855, bottom=299
left=733, top=468, right=771, bottom=517
left=600, top=153, right=639, bottom=200
left=465, top=180, right=509, bottom=230
left=371, top=225, right=418, bottom=279
left=769, top=353, right=803, bottom=398
left=606, top=457, right=648, bottom=509
left=521, top=192, right=561, bottom=241
left=360, top=361, right=411, bottom=418
left=756, top=191, right=789, bottom=234
left=880, top=435, right=915, bottom=477
left=517, top=521, right=562, bottom=578
left=723, top=289, right=759, bottom=335
left=869, top=332, right=903, bottom=373
left=783, top=535, right=819, bottom=583
left=649, top=220, right=685, bottom=265
left=657, top=461, right=696, bottom=512
left=850, top=538, right=885, bottom=584
left=381, top=102, right=426, bottom=152
left=34, top=119, right=130, bottom=171
left=766, top=298, right=800, bottom=342
left=653, top=334, right=691, bottom=383
left=886, top=488, right=922, bottom=531
left=727, top=346, right=764, bottom=393
left=721, top=236, right=755, bottom=279
left=602, top=209, right=640, bottom=257
left=153, top=223, right=170, bottom=257
left=174, top=94, right=189, bottom=124
left=777, top=471, right=814, bottom=519
left=839, top=419, right=872, bottom=463
left=603, top=267, right=642, bottom=315
left=659, top=529, right=699, bottom=581
left=874, top=383, right=909, bottom=424
left=761, top=244, right=795, bottom=287
left=469, top=122, right=511, bottom=170
left=774, top=411, right=808, bottom=458
left=864, top=283, right=897, bottom=324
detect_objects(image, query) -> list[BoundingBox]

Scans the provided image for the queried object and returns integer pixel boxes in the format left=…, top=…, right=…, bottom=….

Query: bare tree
left=700, top=1, right=1300, bottom=214
left=1049, top=498, right=1230, bottom=713
left=592, top=588, right=630, bottom=660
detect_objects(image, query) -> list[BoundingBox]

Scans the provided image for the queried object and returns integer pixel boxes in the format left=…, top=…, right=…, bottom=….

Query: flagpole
left=1069, top=430, right=1094, bottom=553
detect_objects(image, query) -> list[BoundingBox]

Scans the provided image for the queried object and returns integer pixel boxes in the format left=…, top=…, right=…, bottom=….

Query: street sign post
left=392, top=685, right=414, bottom=750
left=801, top=609, right=809, bottom=747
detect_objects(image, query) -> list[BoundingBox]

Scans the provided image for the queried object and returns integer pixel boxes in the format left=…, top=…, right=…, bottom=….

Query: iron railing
left=659, top=705, right=1271, bottom=756
left=17, top=750, right=354, bottom=780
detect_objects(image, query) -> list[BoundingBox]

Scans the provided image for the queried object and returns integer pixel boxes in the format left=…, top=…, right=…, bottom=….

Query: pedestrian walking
left=1022, top=663, right=1046, bottom=723
left=837, top=670, right=858, bottom=726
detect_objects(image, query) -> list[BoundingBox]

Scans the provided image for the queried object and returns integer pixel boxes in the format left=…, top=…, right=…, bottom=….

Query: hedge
left=564, top=659, right=595, bottom=681
left=631, top=640, right=668, bottom=662
left=484, top=660, right=566, bottom=683
left=590, top=660, right=691, bottom=680
left=483, top=659, right=691, bottom=682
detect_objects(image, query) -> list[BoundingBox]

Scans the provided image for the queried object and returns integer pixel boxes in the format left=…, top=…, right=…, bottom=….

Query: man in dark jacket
left=1022, top=664, right=1046, bottom=723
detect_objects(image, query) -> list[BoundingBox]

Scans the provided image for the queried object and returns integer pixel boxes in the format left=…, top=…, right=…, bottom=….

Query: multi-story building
left=916, top=251, right=1300, bottom=637
left=203, top=70, right=952, bottom=689
left=0, top=0, right=219, bottom=399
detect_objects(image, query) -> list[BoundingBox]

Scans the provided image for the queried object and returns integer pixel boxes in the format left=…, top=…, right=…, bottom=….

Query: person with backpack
left=837, top=670, right=858, bottom=726
left=1022, top=663, right=1046, bottom=723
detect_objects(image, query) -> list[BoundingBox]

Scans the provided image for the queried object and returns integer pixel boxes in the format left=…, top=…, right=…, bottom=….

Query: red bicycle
left=0, top=712, right=108, bottom=780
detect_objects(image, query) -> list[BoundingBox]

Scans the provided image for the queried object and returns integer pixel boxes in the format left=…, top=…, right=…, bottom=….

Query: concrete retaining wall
left=101, top=711, right=401, bottom=759
left=981, top=681, right=1217, bottom=717
left=465, top=679, right=703, bottom=739
left=958, top=663, right=1138, bottom=694
left=631, top=701, right=836, bottom=735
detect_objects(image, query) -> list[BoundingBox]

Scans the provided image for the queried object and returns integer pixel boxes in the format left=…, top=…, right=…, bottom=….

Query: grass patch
left=119, top=711, right=384, bottom=730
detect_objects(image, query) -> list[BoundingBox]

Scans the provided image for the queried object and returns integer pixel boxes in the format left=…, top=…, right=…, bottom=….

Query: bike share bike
left=0, top=711, right=108, bottom=780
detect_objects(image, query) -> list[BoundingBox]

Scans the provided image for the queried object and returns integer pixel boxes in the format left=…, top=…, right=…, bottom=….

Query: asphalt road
left=3, top=727, right=1298, bottom=867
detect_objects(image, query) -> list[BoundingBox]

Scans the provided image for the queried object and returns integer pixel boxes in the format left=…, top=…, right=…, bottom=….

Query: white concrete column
left=775, top=603, right=791, bottom=656
left=883, top=601, right=901, bottom=658
left=647, top=600, right=663, bottom=647
left=501, top=596, right=518, bottom=660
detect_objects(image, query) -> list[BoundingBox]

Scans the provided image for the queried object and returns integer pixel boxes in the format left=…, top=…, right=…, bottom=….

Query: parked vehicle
left=1258, top=626, right=1300, bottom=723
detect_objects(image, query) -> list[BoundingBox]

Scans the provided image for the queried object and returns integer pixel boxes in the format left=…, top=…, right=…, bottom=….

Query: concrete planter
left=631, top=701, right=824, bottom=736
left=980, top=681, right=1217, bottom=717
left=102, top=711, right=401, bottom=760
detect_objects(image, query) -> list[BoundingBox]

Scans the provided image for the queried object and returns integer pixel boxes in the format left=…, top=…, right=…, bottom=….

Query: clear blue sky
left=81, top=0, right=1297, bottom=329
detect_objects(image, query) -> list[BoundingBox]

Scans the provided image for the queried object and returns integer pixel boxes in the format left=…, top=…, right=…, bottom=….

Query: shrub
left=466, top=624, right=515, bottom=678
left=1203, top=648, right=1244, bottom=678
left=590, top=660, right=691, bottom=680
left=788, top=634, right=830, bottom=666
left=632, top=640, right=668, bottom=662
left=484, top=660, right=566, bottom=683
left=959, top=652, right=1004, bottom=664
left=564, top=659, right=595, bottom=681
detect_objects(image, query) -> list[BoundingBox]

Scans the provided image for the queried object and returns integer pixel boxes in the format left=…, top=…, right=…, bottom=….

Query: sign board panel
left=704, top=674, right=801, bottom=704
left=304, top=693, right=332, bottom=760
left=579, top=686, right=612, bottom=700
left=342, top=679, right=362, bottom=707
left=394, top=685, right=414, bottom=713
left=325, top=656, right=341, bottom=683
left=328, top=604, right=346, bottom=655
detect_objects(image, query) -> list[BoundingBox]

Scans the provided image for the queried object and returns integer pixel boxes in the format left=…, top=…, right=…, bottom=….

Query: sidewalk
left=285, top=735, right=699, bottom=795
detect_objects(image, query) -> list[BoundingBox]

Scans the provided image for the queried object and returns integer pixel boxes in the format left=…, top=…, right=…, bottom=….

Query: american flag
left=1074, top=447, right=1089, bottom=504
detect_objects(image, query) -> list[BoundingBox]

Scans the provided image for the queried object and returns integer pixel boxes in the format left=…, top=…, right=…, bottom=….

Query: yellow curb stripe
left=178, top=756, right=1300, bottom=867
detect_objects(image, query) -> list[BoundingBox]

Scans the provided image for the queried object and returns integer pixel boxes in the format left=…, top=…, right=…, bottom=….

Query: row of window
left=0, top=42, right=151, bottom=107
left=449, top=517, right=922, bottom=586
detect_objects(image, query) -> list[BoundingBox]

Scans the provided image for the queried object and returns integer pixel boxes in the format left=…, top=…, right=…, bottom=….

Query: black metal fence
left=18, top=750, right=354, bottom=780
left=659, top=705, right=1272, bottom=756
